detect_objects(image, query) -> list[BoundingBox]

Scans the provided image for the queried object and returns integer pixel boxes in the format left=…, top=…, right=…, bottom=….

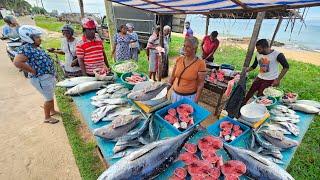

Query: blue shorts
left=30, top=74, right=56, bottom=101
left=171, top=91, right=196, bottom=103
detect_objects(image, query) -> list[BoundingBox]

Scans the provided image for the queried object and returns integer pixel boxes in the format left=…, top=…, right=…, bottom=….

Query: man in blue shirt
left=1, top=16, right=20, bottom=39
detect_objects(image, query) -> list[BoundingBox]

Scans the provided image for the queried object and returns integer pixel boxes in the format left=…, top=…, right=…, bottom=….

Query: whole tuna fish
left=296, top=100, right=320, bottom=109
left=224, top=143, right=294, bottom=180
left=91, top=105, right=120, bottom=123
left=93, top=115, right=141, bottom=140
left=56, top=76, right=97, bottom=87
left=65, top=81, right=107, bottom=95
left=97, top=129, right=195, bottom=180
left=127, top=82, right=169, bottom=101
left=260, top=130, right=299, bottom=149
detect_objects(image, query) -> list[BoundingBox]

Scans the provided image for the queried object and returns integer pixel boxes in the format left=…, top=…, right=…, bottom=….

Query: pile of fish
left=113, top=61, right=138, bottom=73
left=127, top=82, right=169, bottom=101
left=248, top=105, right=300, bottom=164
left=97, top=129, right=196, bottom=180
left=175, top=136, right=247, bottom=179
left=56, top=75, right=116, bottom=95
left=125, top=72, right=147, bottom=84
left=224, top=143, right=294, bottom=180
left=164, top=104, right=195, bottom=131
left=219, top=121, right=243, bottom=142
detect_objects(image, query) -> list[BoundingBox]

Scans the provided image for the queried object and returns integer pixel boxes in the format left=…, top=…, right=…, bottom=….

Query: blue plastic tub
left=207, top=116, right=250, bottom=145
left=155, top=98, right=211, bottom=134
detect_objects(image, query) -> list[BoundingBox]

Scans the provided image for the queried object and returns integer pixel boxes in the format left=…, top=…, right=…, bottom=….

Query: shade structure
left=108, top=0, right=320, bottom=14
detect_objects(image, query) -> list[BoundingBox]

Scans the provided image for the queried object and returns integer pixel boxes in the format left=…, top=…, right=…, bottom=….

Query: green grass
left=38, top=17, right=319, bottom=179
left=35, top=16, right=82, bottom=35
left=0, top=19, right=4, bottom=26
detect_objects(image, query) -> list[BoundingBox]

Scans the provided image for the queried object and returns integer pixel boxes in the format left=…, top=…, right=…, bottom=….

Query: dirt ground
left=0, top=16, right=81, bottom=180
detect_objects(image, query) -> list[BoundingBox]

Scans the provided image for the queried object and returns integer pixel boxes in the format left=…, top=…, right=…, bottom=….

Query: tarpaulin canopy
left=109, top=0, right=320, bottom=14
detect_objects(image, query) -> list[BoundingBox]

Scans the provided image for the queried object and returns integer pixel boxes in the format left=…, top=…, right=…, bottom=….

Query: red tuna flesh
left=184, top=143, right=198, bottom=154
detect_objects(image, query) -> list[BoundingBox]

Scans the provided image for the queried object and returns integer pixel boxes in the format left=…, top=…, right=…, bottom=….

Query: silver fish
left=224, top=143, right=294, bottom=180
left=110, top=88, right=130, bottom=98
left=263, top=156, right=285, bottom=165
left=56, top=76, right=97, bottom=87
left=93, top=115, right=141, bottom=140
left=262, top=123, right=291, bottom=135
left=289, top=103, right=320, bottom=114
left=91, top=98, right=128, bottom=107
left=113, top=140, right=142, bottom=153
left=91, top=94, right=112, bottom=101
left=261, top=131, right=299, bottom=149
left=65, top=81, right=108, bottom=95
left=96, top=88, right=109, bottom=96
left=260, top=148, right=283, bottom=160
left=118, top=118, right=151, bottom=142
left=275, top=122, right=300, bottom=136
left=91, top=105, right=120, bottom=123
left=97, top=129, right=195, bottom=180
left=102, top=107, right=138, bottom=121
left=253, top=131, right=278, bottom=151
left=296, top=100, right=320, bottom=109
left=111, top=148, right=139, bottom=159
left=106, top=83, right=124, bottom=94
left=127, top=82, right=169, bottom=101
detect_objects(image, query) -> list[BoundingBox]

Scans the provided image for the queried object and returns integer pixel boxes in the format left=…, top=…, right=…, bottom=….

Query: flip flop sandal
left=44, top=118, right=60, bottom=124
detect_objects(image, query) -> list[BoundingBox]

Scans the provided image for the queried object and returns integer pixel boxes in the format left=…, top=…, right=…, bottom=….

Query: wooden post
left=78, top=0, right=84, bottom=18
left=270, top=16, right=283, bottom=47
left=104, top=0, right=116, bottom=51
left=242, top=11, right=265, bottom=71
left=159, top=15, right=164, bottom=81
left=205, top=15, right=210, bottom=35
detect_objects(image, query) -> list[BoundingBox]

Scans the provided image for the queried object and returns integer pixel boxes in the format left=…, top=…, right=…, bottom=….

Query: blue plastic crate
left=155, top=98, right=211, bottom=134
left=207, top=116, right=251, bottom=145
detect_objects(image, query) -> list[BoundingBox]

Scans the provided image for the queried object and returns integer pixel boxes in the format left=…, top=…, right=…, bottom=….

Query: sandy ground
left=0, top=16, right=81, bottom=180
left=172, top=32, right=320, bottom=66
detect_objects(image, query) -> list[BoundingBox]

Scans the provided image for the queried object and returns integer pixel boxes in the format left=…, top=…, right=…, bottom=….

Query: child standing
left=146, top=26, right=161, bottom=81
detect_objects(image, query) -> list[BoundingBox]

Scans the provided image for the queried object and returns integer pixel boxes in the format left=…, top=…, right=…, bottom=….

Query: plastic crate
left=207, top=116, right=250, bottom=145
left=155, top=98, right=211, bottom=134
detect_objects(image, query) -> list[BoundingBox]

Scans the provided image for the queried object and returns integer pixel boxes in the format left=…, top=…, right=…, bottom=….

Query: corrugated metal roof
left=109, top=0, right=320, bottom=14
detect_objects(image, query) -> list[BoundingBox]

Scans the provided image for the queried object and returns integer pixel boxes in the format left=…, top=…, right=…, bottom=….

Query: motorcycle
left=1, top=36, right=28, bottom=78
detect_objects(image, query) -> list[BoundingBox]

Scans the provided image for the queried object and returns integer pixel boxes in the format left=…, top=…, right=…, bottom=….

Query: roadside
left=0, top=16, right=81, bottom=180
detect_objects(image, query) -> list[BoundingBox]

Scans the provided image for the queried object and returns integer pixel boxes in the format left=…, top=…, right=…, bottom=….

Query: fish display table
left=71, top=90, right=315, bottom=178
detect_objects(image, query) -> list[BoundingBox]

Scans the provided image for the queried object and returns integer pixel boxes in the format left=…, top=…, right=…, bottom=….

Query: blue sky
left=26, top=0, right=320, bottom=20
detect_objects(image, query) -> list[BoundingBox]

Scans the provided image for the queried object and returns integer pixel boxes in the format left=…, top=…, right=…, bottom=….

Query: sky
left=25, top=0, right=320, bottom=20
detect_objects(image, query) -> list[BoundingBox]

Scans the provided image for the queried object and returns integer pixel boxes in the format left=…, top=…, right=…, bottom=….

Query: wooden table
left=204, top=80, right=228, bottom=115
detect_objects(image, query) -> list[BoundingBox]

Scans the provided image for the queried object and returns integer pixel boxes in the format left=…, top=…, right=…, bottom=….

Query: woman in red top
left=201, top=31, right=219, bottom=62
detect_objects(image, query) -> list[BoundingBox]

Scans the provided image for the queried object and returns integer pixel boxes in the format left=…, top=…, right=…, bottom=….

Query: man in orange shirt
left=201, top=31, right=219, bottom=62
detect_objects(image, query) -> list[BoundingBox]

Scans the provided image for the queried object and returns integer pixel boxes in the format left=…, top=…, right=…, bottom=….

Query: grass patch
left=55, top=87, right=104, bottom=180
left=35, top=16, right=82, bottom=35
left=0, top=19, right=4, bottom=26
left=38, top=17, right=319, bottom=179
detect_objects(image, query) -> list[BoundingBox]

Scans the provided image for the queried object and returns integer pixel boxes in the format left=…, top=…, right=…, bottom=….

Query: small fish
left=260, top=130, right=284, bottom=140
left=118, top=118, right=151, bottom=142
left=96, top=88, right=109, bottom=96
left=110, top=88, right=130, bottom=98
left=91, top=105, right=119, bottom=123
left=260, top=148, right=283, bottom=160
left=275, top=122, right=300, bottom=136
left=91, top=94, right=112, bottom=101
left=91, top=98, right=128, bottom=107
left=106, top=83, right=124, bottom=94
left=262, top=123, right=291, bottom=135
left=102, top=107, right=138, bottom=121
left=112, top=114, right=141, bottom=129
left=113, top=139, right=142, bottom=153
left=111, top=148, right=139, bottom=159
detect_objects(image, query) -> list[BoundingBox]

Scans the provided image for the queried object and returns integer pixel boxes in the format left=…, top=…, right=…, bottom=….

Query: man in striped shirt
left=76, top=17, right=109, bottom=76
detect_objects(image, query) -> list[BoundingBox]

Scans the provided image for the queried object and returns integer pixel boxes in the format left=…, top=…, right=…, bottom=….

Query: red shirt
left=202, top=36, right=219, bottom=57
left=76, top=36, right=106, bottom=75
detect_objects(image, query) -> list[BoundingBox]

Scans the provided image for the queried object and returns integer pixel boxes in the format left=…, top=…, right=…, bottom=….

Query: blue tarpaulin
left=108, top=0, right=320, bottom=14
left=72, top=89, right=315, bottom=179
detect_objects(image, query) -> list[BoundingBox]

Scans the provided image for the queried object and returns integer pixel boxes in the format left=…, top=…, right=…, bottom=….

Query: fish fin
left=128, top=144, right=158, bottom=161
left=248, top=153, right=271, bottom=166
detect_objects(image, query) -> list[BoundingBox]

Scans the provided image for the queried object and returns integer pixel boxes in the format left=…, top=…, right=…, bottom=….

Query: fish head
left=93, top=127, right=107, bottom=138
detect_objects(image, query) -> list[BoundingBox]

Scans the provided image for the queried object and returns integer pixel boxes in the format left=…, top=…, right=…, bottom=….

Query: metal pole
left=270, top=16, right=283, bottom=47
left=205, top=15, right=210, bottom=35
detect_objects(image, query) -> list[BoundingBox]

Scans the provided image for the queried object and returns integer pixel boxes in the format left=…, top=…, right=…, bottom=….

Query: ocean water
left=186, top=15, right=320, bottom=51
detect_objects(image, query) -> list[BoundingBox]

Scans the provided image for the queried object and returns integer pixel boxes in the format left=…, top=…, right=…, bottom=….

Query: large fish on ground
left=93, top=115, right=141, bottom=140
left=127, top=82, right=169, bottom=101
left=224, top=143, right=294, bottom=180
left=289, top=103, right=320, bottom=114
left=56, top=76, right=97, bottom=87
left=98, top=129, right=195, bottom=180
left=296, top=100, right=320, bottom=109
left=65, top=81, right=107, bottom=95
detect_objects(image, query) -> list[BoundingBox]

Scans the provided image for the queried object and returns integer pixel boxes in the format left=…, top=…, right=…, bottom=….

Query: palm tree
left=78, top=0, right=84, bottom=18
